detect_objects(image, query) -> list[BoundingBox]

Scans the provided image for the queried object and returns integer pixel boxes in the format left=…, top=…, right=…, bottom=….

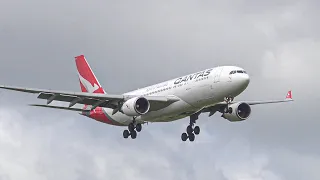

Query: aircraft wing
left=0, top=85, right=180, bottom=112
left=201, top=90, right=293, bottom=116
left=29, top=104, right=87, bottom=112
left=240, top=90, right=294, bottom=105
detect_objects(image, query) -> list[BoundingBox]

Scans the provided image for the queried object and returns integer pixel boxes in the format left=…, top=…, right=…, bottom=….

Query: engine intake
left=222, top=102, right=251, bottom=122
left=121, top=97, right=150, bottom=116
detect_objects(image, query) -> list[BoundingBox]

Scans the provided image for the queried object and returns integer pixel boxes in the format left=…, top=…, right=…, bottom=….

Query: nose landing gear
left=223, top=96, right=234, bottom=114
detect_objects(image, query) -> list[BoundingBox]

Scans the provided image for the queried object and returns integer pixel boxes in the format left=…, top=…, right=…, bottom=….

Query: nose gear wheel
left=224, top=96, right=234, bottom=114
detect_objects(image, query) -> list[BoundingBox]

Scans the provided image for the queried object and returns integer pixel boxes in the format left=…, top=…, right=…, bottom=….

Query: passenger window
left=237, top=70, right=243, bottom=73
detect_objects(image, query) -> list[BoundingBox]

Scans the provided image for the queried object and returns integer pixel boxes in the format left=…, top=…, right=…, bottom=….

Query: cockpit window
left=230, top=70, right=247, bottom=75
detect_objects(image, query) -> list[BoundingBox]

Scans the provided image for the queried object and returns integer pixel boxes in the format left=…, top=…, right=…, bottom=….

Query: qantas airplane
left=0, top=55, right=293, bottom=142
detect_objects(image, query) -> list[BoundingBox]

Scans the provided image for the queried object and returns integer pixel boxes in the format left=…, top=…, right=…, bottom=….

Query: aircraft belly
left=179, top=84, right=216, bottom=107
left=98, top=99, right=198, bottom=125
left=140, top=100, right=198, bottom=122
left=102, top=108, right=133, bottom=126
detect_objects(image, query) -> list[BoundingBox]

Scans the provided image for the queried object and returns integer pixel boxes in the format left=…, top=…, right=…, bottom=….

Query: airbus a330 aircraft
left=0, top=55, right=293, bottom=141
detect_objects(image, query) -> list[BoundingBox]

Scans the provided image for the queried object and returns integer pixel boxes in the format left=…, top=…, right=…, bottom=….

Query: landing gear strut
left=224, top=96, right=234, bottom=104
left=181, top=113, right=201, bottom=142
left=123, top=117, right=142, bottom=139
left=223, top=96, right=234, bottom=114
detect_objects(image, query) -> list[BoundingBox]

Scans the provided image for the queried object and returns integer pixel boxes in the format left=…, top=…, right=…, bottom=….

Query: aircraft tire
left=131, top=130, right=137, bottom=139
left=181, top=133, right=188, bottom=141
left=194, top=126, right=200, bottom=135
left=189, top=133, right=195, bottom=142
left=123, top=130, right=130, bottom=138
left=187, top=125, right=193, bottom=134
left=128, top=123, right=135, bottom=132
left=136, top=123, right=142, bottom=132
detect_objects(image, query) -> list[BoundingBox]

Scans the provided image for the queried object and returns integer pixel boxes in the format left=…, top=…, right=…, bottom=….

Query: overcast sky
left=0, top=0, right=319, bottom=179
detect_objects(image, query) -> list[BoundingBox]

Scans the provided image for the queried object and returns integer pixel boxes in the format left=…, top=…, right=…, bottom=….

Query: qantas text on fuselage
left=174, top=69, right=213, bottom=85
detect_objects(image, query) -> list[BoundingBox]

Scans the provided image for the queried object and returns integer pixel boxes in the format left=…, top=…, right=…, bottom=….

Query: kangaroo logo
left=78, top=73, right=99, bottom=93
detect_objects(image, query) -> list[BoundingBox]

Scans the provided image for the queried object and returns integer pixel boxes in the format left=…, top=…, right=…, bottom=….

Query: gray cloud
left=0, top=0, right=319, bottom=179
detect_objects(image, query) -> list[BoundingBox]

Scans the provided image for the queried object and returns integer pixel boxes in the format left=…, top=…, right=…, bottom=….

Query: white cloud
left=214, top=138, right=282, bottom=180
left=2, top=107, right=317, bottom=180
left=262, top=39, right=320, bottom=80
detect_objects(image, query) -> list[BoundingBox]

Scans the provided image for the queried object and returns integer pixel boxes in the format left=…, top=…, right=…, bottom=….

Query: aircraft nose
left=242, top=74, right=250, bottom=86
left=235, top=73, right=250, bottom=89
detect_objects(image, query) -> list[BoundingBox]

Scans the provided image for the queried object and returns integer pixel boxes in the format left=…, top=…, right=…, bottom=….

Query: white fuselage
left=102, top=66, right=250, bottom=126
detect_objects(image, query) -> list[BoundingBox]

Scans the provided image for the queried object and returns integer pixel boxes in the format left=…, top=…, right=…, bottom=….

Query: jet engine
left=222, top=102, right=251, bottom=122
left=121, top=97, right=150, bottom=116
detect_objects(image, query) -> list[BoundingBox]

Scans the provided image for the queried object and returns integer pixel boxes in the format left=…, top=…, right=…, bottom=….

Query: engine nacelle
left=121, top=97, right=150, bottom=116
left=222, top=102, right=251, bottom=122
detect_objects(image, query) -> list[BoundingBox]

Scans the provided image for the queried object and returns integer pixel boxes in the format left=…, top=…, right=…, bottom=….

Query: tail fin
left=75, top=55, right=106, bottom=94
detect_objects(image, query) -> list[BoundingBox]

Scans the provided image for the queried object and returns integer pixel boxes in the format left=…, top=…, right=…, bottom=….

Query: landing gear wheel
left=181, top=133, right=188, bottom=141
left=186, top=125, right=193, bottom=134
left=136, top=123, right=142, bottom=132
left=189, top=133, right=195, bottom=142
left=130, top=130, right=137, bottom=139
left=225, top=96, right=234, bottom=104
left=128, top=123, right=135, bottom=132
left=223, top=96, right=234, bottom=114
left=123, top=130, right=130, bottom=138
left=224, top=107, right=233, bottom=114
left=181, top=112, right=202, bottom=142
left=124, top=116, right=143, bottom=139
left=194, top=126, right=200, bottom=135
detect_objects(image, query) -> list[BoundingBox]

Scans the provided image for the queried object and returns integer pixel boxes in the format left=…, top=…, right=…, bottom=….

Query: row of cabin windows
left=229, top=70, right=247, bottom=75
left=144, top=86, right=172, bottom=96
left=143, top=75, right=208, bottom=96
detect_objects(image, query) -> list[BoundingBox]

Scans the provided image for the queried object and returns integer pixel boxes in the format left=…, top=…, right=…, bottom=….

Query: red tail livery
left=75, top=55, right=106, bottom=94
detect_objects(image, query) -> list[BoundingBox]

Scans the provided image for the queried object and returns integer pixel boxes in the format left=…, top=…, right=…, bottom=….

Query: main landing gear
left=181, top=113, right=201, bottom=142
left=123, top=117, right=142, bottom=139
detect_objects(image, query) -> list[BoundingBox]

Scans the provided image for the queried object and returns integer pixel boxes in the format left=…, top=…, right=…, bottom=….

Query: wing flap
left=38, top=92, right=77, bottom=103
left=38, top=92, right=99, bottom=105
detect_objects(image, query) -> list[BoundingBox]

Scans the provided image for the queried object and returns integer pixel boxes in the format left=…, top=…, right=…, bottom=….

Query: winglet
left=285, top=90, right=293, bottom=100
